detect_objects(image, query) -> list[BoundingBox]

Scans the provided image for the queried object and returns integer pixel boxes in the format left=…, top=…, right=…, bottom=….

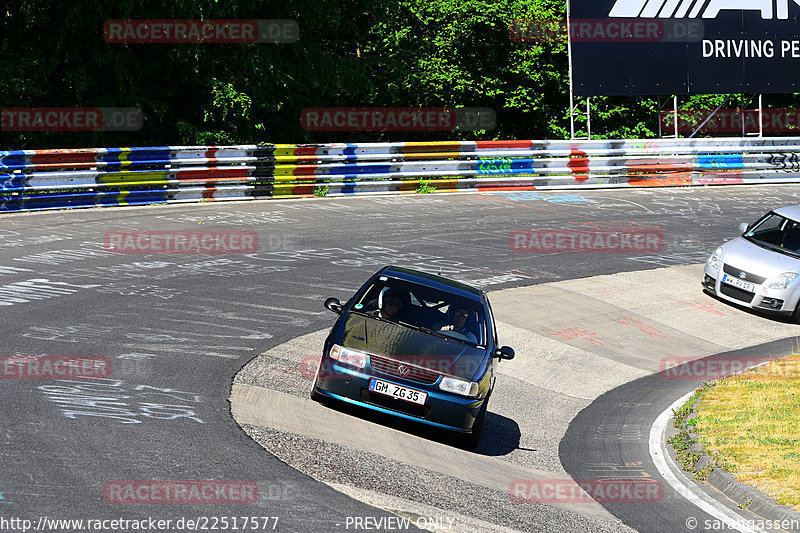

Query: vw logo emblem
left=739, top=271, right=747, bottom=279
left=397, top=365, right=411, bottom=377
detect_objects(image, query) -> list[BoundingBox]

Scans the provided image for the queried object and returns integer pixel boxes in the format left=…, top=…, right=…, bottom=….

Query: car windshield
left=743, top=212, right=800, bottom=258
left=349, top=276, right=487, bottom=346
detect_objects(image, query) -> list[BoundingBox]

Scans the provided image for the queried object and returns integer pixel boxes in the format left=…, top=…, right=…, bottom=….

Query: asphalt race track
left=2, top=185, right=800, bottom=532
left=560, top=338, right=800, bottom=533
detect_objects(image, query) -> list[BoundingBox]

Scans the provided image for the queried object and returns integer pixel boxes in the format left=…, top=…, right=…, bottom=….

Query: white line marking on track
left=649, top=391, right=766, bottom=533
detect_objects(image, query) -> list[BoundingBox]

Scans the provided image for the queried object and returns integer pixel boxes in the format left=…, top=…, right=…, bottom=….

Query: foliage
left=2, top=0, right=799, bottom=149
left=414, top=178, right=436, bottom=193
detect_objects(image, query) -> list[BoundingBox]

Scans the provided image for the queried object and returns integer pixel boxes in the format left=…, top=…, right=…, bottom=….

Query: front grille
left=360, top=389, right=431, bottom=418
left=722, top=264, right=766, bottom=285
left=720, top=283, right=755, bottom=303
left=369, top=355, right=440, bottom=384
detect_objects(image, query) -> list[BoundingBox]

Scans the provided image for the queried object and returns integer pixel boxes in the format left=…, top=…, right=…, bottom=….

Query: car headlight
left=329, top=344, right=367, bottom=369
left=439, top=376, right=479, bottom=397
left=707, top=247, right=723, bottom=270
left=769, top=272, right=799, bottom=290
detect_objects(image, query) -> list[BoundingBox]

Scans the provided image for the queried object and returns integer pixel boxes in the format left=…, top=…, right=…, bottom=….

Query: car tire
left=792, top=302, right=800, bottom=324
left=457, top=395, right=489, bottom=450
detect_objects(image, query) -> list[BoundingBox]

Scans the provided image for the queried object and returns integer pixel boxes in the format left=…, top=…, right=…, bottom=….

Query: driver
left=372, top=288, right=405, bottom=321
left=439, top=306, right=477, bottom=343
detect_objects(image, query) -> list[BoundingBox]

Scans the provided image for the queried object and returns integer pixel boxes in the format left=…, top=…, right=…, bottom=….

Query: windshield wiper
left=396, top=320, right=453, bottom=340
left=397, top=321, right=477, bottom=345
left=746, top=237, right=800, bottom=258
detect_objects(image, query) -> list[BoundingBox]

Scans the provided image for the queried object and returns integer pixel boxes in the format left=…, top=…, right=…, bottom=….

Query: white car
left=703, top=206, right=800, bottom=322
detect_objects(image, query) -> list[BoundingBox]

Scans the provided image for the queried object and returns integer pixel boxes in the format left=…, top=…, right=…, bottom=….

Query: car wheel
left=792, top=302, right=800, bottom=324
left=457, top=395, right=489, bottom=450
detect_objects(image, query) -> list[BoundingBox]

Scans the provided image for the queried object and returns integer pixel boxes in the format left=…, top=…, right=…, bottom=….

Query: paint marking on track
left=649, top=391, right=766, bottom=533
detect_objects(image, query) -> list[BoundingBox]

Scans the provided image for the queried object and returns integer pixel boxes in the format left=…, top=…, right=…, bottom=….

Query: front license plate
left=722, top=273, right=755, bottom=292
left=369, top=378, right=427, bottom=405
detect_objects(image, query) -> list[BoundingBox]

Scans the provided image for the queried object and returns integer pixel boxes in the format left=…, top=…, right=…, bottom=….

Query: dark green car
left=311, top=265, right=514, bottom=449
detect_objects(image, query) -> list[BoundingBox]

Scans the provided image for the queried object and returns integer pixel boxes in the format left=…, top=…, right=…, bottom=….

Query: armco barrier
left=1, top=138, right=800, bottom=212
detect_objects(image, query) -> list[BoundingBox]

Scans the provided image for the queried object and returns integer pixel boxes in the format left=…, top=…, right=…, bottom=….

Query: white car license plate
left=722, top=273, right=755, bottom=292
left=369, top=378, right=427, bottom=405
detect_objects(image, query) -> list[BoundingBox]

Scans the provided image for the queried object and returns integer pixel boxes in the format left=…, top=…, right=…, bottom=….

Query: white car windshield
left=744, top=212, right=800, bottom=257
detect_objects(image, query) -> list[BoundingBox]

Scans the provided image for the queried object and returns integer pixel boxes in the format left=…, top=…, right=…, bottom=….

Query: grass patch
left=415, top=179, right=436, bottom=194
left=694, top=353, right=800, bottom=511
left=668, top=382, right=722, bottom=480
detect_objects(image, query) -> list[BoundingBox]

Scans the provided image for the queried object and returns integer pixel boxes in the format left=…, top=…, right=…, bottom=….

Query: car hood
left=341, top=313, right=487, bottom=381
left=721, top=237, right=800, bottom=279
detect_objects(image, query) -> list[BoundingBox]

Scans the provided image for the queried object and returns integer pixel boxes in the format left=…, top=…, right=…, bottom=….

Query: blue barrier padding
left=327, top=164, right=393, bottom=175
left=697, top=154, right=745, bottom=168
left=0, top=174, right=26, bottom=190
left=340, top=181, right=358, bottom=195
left=0, top=155, right=27, bottom=171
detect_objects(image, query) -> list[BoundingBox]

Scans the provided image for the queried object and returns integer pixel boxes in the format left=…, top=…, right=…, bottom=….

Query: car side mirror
left=324, top=297, right=343, bottom=315
left=495, top=346, right=515, bottom=360
left=738, top=222, right=749, bottom=233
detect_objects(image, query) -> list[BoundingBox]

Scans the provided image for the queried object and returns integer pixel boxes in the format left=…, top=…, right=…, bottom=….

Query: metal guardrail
left=1, top=138, right=800, bottom=212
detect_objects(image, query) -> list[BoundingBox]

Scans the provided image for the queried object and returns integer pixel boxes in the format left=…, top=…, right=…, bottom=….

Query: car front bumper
left=312, top=359, right=484, bottom=434
left=703, top=264, right=798, bottom=315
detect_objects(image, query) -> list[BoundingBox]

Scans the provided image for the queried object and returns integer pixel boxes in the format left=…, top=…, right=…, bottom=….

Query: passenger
left=440, top=306, right=477, bottom=343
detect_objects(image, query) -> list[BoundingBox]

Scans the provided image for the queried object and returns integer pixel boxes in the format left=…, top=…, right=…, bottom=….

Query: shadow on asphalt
left=475, top=412, right=521, bottom=456
left=315, top=397, right=522, bottom=455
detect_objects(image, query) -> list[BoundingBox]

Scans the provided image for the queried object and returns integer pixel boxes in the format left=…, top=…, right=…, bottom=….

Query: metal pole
left=657, top=95, right=662, bottom=138
left=741, top=94, right=745, bottom=137
left=673, top=95, right=678, bottom=138
left=758, top=93, right=763, bottom=137
left=587, top=97, right=591, bottom=140
left=566, top=0, right=575, bottom=139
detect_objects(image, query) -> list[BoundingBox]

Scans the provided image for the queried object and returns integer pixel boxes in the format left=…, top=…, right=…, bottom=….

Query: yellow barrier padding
left=98, top=170, right=170, bottom=185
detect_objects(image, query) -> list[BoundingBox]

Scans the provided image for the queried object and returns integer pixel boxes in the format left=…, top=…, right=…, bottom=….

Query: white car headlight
left=439, top=376, right=479, bottom=397
left=769, top=272, right=799, bottom=290
left=707, top=247, right=723, bottom=270
left=329, top=344, right=367, bottom=369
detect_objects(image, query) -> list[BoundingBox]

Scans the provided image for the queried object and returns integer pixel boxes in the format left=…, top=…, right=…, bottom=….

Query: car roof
left=773, top=205, right=800, bottom=222
left=378, top=265, right=484, bottom=301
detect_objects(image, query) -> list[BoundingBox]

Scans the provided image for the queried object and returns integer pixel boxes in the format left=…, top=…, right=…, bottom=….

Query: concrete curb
left=705, top=470, right=800, bottom=532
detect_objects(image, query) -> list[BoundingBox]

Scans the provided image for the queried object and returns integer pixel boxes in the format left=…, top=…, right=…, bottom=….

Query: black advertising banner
left=567, top=0, right=800, bottom=95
